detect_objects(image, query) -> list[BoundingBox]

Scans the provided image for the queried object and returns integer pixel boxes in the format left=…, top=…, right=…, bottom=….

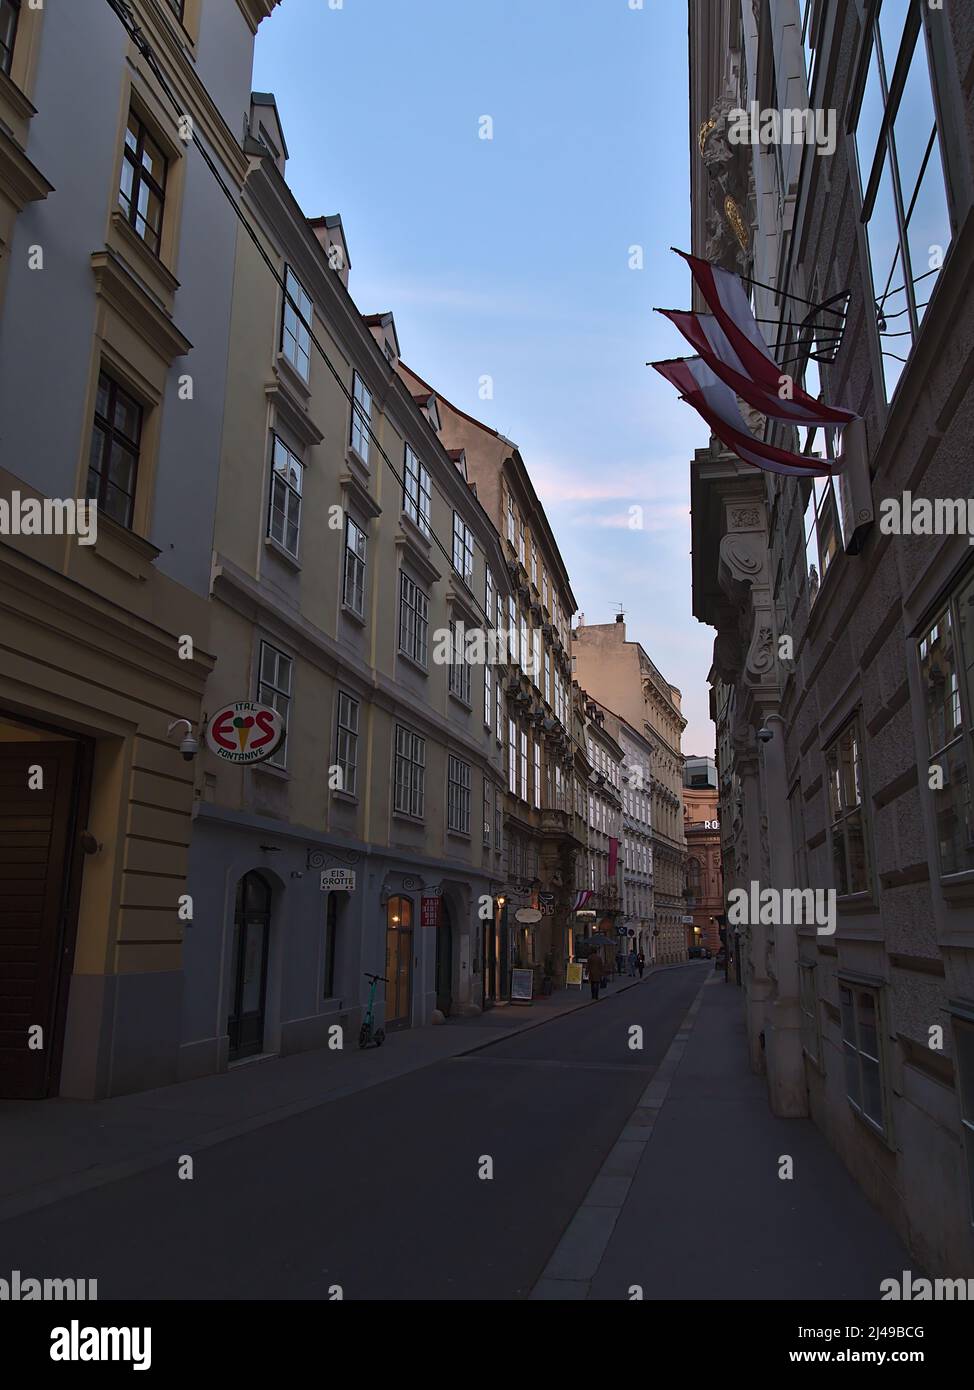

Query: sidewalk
left=534, top=973, right=913, bottom=1300
left=0, top=962, right=665, bottom=1223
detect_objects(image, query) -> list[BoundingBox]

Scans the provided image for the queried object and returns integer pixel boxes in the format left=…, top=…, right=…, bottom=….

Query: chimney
left=577, top=612, right=585, bottom=627
left=615, top=611, right=625, bottom=624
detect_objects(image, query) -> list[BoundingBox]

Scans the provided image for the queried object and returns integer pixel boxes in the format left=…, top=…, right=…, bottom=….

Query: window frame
left=953, top=1014, right=974, bottom=1226
left=393, top=724, right=426, bottom=820
left=824, top=714, right=872, bottom=898
left=279, top=265, right=312, bottom=382
left=839, top=980, right=889, bottom=1138
left=452, top=511, right=474, bottom=584
left=335, top=690, right=359, bottom=797
left=87, top=369, right=144, bottom=531
left=267, top=433, right=303, bottom=558
left=343, top=515, right=367, bottom=619
left=448, top=620, right=471, bottom=705
left=349, top=371, right=372, bottom=465
left=118, top=107, right=168, bottom=258
left=398, top=570, right=429, bottom=669
left=257, top=640, right=292, bottom=771
left=917, top=575, right=974, bottom=879
left=447, top=755, right=471, bottom=836
left=0, top=0, right=21, bottom=78
left=403, top=444, right=431, bottom=537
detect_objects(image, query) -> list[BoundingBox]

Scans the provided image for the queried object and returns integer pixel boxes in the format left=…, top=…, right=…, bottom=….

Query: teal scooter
left=359, top=972, right=388, bottom=1049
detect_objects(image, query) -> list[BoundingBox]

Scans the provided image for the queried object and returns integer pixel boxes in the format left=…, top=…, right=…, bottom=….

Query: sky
left=253, top=0, right=716, bottom=754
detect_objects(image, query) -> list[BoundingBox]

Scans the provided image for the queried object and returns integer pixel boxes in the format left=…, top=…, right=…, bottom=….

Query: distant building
left=572, top=616, right=687, bottom=963
left=684, top=759, right=723, bottom=956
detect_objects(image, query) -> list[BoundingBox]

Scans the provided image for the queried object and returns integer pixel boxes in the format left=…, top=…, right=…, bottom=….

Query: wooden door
left=0, top=741, right=81, bottom=1098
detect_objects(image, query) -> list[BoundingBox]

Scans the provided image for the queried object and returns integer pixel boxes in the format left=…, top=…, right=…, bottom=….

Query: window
left=531, top=544, right=538, bottom=588
left=484, top=662, right=492, bottom=729
left=803, top=476, right=840, bottom=604
left=495, top=682, right=503, bottom=745
left=483, top=780, right=492, bottom=845
left=119, top=109, right=168, bottom=257
left=520, top=730, right=528, bottom=803
left=507, top=494, right=516, bottom=546
left=840, top=983, right=887, bottom=1133
left=394, top=725, right=425, bottom=819
left=452, top=512, right=473, bottom=583
left=485, top=568, right=495, bottom=624
left=448, top=756, right=471, bottom=834
left=518, top=521, right=526, bottom=567
left=800, top=0, right=820, bottom=94
left=544, top=651, right=551, bottom=707
left=507, top=595, right=518, bottom=664
left=403, top=446, right=431, bottom=537
left=166, top=0, right=185, bottom=17
left=448, top=621, right=471, bottom=705
left=799, top=962, right=821, bottom=1065
left=533, top=740, right=541, bottom=810
left=281, top=266, right=312, bottom=381
left=335, top=691, right=359, bottom=796
left=398, top=572, right=429, bottom=668
left=825, top=717, right=870, bottom=895
left=1, top=0, right=20, bottom=76
left=542, top=567, right=548, bottom=611
left=494, top=792, right=502, bottom=852
left=343, top=516, right=367, bottom=617
left=268, top=435, right=302, bottom=556
left=258, top=641, right=292, bottom=770
left=854, top=2, right=953, bottom=402
left=953, top=1016, right=974, bottom=1223
left=87, top=370, right=143, bottom=529
left=350, top=372, right=372, bottom=463
left=918, top=575, right=974, bottom=875
left=508, top=719, right=517, bottom=795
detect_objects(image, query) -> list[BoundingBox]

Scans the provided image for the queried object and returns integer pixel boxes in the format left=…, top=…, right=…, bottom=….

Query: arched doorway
left=435, top=897, right=453, bottom=1017
left=384, top=895, right=413, bottom=1029
left=228, top=871, right=271, bottom=1061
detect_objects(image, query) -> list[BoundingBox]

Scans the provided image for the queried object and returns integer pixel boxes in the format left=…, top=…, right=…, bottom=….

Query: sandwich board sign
left=566, top=962, right=583, bottom=989
left=510, top=968, right=533, bottom=1003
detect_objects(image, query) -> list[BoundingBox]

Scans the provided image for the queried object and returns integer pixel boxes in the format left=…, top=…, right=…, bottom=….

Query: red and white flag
left=652, top=357, right=840, bottom=478
left=673, top=250, right=857, bottom=428
left=657, top=308, right=854, bottom=428
left=572, top=889, right=594, bottom=912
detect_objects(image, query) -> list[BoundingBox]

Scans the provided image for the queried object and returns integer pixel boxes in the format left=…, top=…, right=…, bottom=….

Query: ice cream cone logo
left=233, top=715, right=255, bottom=751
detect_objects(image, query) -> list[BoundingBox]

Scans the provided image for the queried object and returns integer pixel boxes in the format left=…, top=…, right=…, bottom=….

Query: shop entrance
left=0, top=720, right=89, bottom=1099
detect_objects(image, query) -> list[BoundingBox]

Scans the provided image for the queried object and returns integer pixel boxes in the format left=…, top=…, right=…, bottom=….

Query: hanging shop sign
left=206, top=701, right=284, bottom=765
left=320, top=868, right=356, bottom=893
left=421, top=895, right=442, bottom=928
left=515, top=907, right=542, bottom=924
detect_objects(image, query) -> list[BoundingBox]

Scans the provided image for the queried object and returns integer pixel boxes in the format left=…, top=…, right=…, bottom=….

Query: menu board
left=510, top=968, right=534, bottom=1002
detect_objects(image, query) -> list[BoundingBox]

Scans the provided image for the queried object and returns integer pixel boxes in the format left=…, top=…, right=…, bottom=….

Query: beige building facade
left=572, top=617, right=688, bottom=963
left=181, top=95, right=511, bottom=1073
left=0, top=0, right=281, bottom=1099
left=396, top=363, right=585, bottom=994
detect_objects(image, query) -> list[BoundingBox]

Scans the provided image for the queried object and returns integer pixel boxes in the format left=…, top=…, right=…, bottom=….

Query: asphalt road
left=0, top=964, right=709, bottom=1300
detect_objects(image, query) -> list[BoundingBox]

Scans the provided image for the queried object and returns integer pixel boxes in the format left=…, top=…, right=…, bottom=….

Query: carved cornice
left=90, top=249, right=192, bottom=365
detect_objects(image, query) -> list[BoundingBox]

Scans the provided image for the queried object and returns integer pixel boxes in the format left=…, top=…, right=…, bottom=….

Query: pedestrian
left=628, top=948, right=637, bottom=976
left=637, top=950, right=645, bottom=978
left=615, top=949, right=625, bottom=977
left=587, top=951, right=604, bottom=1001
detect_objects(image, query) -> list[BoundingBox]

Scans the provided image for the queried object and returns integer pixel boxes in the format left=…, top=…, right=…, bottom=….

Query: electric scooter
left=359, top=972, right=388, bottom=1049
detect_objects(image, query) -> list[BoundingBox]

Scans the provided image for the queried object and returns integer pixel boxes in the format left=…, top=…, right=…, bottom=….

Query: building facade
left=689, top=0, right=974, bottom=1275
left=579, top=695, right=624, bottom=958
left=683, top=756, right=722, bottom=956
left=573, top=616, right=688, bottom=963
left=181, top=95, right=512, bottom=1077
left=0, top=0, right=281, bottom=1099
left=598, top=706, right=655, bottom=961
left=396, top=363, right=585, bottom=994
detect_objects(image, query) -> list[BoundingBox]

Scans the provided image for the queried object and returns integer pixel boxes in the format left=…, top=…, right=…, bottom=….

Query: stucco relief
left=745, top=618, right=775, bottom=678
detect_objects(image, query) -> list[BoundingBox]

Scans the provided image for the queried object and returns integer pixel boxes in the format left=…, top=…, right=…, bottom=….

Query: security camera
left=757, top=726, right=773, bottom=743
left=179, top=734, right=200, bottom=762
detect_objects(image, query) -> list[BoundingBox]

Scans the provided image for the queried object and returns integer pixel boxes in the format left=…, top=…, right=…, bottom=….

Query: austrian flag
left=651, top=249, right=860, bottom=478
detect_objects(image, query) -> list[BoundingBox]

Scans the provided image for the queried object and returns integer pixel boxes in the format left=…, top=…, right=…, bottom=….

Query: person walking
left=587, top=950, right=604, bottom=1001
left=636, top=950, right=645, bottom=979
left=628, top=948, right=637, bottom=976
